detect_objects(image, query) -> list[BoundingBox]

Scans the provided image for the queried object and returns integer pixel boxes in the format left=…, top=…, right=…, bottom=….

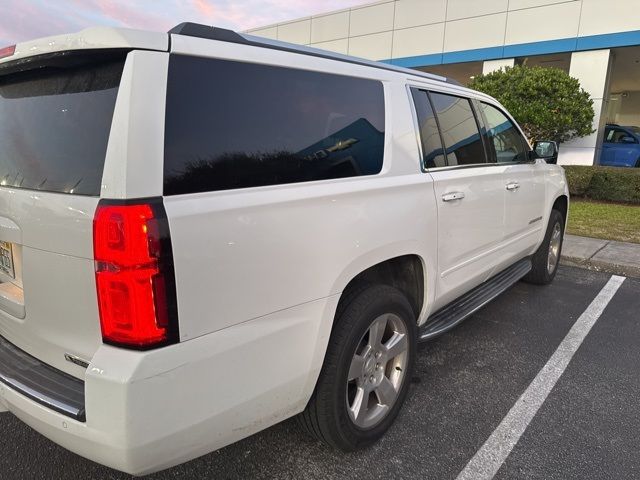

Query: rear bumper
left=0, top=295, right=337, bottom=475
left=0, top=336, right=85, bottom=421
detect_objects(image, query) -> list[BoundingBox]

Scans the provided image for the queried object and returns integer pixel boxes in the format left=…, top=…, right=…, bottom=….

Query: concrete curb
left=560, top=234, right=640, bottom=279
left=560, top=256, right=640, bottom=279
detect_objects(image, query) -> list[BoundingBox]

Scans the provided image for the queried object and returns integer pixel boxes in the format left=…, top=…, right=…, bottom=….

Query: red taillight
left=93, top=200, right=178, bottom=349
left=0, top=45, right=16, bottom=60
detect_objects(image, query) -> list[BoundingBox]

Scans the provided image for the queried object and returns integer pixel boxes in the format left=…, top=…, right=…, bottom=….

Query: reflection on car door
left=411, top=88, right=506, bottom=307
left=477, top=101, right=546, bottom=272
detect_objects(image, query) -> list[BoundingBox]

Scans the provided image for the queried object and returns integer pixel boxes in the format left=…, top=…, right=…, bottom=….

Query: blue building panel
left=383, top=29, right=640, bottom=67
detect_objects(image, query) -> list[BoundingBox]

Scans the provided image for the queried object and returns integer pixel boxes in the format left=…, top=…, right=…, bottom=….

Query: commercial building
left=247, top=0, right=640, bottom=165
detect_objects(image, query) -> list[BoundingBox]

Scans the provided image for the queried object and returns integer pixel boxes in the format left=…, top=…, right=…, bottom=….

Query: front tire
left=298, top=284, right=417, bottom=451
left=523, top=209, right=565, bottom=285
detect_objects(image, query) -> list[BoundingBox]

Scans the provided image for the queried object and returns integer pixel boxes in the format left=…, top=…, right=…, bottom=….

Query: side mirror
left=620, top=136, right=636, bottom=144
left=533, top=140, right=559, bottom=164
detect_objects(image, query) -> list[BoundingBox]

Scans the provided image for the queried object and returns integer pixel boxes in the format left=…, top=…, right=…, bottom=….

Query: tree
left=468, top=65, right=594, bottom=143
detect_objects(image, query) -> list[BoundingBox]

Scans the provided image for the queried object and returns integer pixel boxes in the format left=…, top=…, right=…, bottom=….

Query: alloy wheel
left=547, top=221, right=562, bottom=274
left=346, top=313, right=409, bottom=429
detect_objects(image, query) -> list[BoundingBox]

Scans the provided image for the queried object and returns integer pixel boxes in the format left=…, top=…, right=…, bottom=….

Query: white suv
left=0, top=23, right=568, bottom=475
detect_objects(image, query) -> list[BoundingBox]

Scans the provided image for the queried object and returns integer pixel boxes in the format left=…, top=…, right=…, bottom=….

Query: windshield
left=0, top=57, right=124, bottom=195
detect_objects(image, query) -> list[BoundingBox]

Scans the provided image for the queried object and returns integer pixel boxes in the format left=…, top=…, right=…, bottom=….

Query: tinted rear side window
left=163, top=56, right=385, bottom=195
left=0, top=57, right=124, bottom=195
left=429, top=92, right=486, bottom=166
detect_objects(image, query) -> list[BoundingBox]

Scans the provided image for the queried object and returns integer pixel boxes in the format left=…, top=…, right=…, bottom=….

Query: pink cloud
left=92, top=0, right=171, bottom=30
left=193, top=0, right=215, bottom=19
left=0, top=0, right=372, bottom=44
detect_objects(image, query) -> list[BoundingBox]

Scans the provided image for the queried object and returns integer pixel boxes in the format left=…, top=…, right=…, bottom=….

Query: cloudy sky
left=0, top=0, right=370, bottom=45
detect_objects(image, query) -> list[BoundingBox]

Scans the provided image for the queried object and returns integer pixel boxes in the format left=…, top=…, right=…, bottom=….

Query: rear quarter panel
left=165, top=174, right=435, bottom=341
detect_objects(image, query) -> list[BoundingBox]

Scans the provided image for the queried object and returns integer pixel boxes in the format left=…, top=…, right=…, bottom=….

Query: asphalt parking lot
left=1, top=265, right=638, bottom=480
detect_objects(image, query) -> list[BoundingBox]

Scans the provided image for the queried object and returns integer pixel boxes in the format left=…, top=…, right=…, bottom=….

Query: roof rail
left=168, top=22, right=460, bottom=86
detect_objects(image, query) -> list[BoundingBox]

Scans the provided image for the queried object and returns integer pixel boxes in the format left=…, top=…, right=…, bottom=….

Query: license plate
left=0, top=241, right=15, bottom=279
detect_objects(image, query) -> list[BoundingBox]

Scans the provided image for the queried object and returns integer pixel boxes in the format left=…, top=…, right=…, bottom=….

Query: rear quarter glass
left=163, top=55, right=386, bottom=195
left=0, top=54, right=125, bottom=196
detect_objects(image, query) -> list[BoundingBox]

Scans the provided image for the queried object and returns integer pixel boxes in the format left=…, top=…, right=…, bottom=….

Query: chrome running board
left=418, top=258, right=532, bottom=342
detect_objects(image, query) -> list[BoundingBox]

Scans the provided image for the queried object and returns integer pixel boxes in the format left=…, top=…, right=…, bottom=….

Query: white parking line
left=456, top=274, right=626, bottom=480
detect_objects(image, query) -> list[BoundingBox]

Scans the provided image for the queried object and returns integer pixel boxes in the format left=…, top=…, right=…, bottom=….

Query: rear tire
left=298, top=284, right=417, bottom=451
left=523, top=209, right=565, bottom=285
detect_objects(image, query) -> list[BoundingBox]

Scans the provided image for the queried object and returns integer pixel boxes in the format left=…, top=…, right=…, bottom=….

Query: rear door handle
left=506, top=182, right=520, bottom=191
left=442, top=192, right=465, bottom=202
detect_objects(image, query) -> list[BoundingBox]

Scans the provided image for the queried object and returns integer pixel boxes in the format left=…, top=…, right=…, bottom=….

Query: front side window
left=164, top=56, right=385, bottom=195
left=410, top=89, right=445, bottom=169
left=606, top=127, right=637, bottom=144
left=480, top=103, right=528, bottom=163
left=429, top=92, right=486, bottom=166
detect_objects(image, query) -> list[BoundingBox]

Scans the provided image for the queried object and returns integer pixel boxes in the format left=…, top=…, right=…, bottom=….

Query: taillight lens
left=93, top=200, right=178, bottom=349
left=0, top=45, right=15, bottom=60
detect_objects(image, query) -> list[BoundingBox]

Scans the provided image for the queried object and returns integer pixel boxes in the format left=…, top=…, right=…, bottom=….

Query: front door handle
left=506, top=182, right=520, bottom=191
left=442, top=191, right=465, bottom=202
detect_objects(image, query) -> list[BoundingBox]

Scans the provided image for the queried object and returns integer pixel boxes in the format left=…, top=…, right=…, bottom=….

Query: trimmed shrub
left=563, top=166, right=640, bottom=204
left=564, top=166, right=595, bottom=196
left=468, top=66, right=594, bottom=143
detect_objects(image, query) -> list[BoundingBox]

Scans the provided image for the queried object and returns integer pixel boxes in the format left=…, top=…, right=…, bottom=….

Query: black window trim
left=476, top=100, right=535, bottom=166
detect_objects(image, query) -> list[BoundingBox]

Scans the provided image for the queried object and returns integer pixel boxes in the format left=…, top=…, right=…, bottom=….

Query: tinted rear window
left=163, top=56, right=385, bottom=195
left=0, top=57, right=124, bottom=195
left=410, top=88, right=446, bottom=169
left=429, top=92, right=486, bottom=166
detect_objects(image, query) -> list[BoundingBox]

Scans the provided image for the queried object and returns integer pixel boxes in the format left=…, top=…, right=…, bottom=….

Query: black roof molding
left=168, top=22, right=460, bottom=86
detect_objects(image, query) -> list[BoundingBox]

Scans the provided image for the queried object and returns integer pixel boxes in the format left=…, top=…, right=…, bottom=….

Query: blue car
left=600, top=124, right=640, bottom=167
